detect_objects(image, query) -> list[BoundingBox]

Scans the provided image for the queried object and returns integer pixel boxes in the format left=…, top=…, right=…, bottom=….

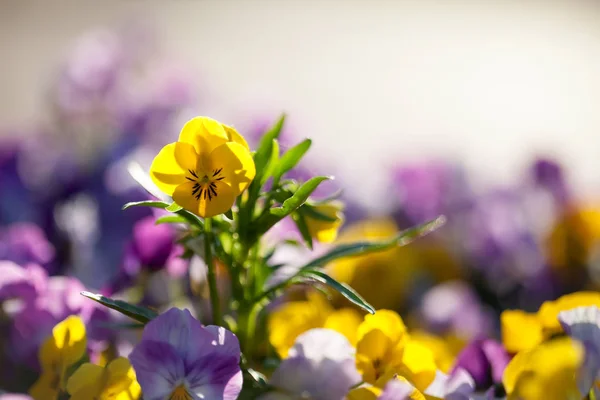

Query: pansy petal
left=173, top=180, right=236, bottom=218
left=501, top=310, right=543, bottom=353
left=104, top=357, right=137, bottom=395
left=29, top=372, right=58, bottom=400
left=45, top=315, right=87, bottom=368
left=203, top=325, right=242, bottom=362
left=357, top=310, right=408, bottom=343
left=150, top=142, right=198, bottom=196
left=209, top=142, right=256, bottom=196
left=399, top=340, right=437, bottom=391
left=128, top=340, right=184, bottom=400
left=379, top=377, right=423, bottom=400
left=222, top=124, right=250, bottom=151
left=186, top=356, right=243, bottom=400
left=179, top=117, right=229, bottom=155
left=141, top=308, right=210, bottom=362
left=66, top=363, right=104, bottom=398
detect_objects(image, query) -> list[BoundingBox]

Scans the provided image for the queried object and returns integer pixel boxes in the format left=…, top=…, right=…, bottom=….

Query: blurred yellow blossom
left=501, top=291, right=600, bottom=353
left=410, top=331, right=462, bottom=373
left=268, top=291, right=362, bottom=358
left=149, top=116, right=255, bottom=217
left=356, top=310, right=437, bottom=392
left=30, top=316, right=87, bottom=400
left=304, top=202, right=345, bottom=243
left=66, top=357, right=141, bottom=400
left=503, top=337, right=583, bottom=400
left=327, top=219, right=419, bottom=310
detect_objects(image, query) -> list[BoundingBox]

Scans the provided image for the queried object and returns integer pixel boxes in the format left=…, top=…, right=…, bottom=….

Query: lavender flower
left=260, top=328, right=361, bottom=400
left=129, top=307, right=242, bottom=400
left=451, top=339, right=510, bottom=390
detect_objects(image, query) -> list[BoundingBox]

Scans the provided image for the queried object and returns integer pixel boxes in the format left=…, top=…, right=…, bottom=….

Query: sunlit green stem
left=204, top=218, right=222, bottom=326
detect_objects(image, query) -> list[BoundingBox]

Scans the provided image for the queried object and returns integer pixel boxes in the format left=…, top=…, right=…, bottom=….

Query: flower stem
left=204, top=218, right=222, bottom=326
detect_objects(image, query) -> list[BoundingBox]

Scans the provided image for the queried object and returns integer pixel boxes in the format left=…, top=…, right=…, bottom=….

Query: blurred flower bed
left=2, top=25, right=600, bottom=400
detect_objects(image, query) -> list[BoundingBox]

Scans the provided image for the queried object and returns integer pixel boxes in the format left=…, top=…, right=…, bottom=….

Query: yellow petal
left=501, top=310, right=543, bottom=354
left=178, top=117, right=229, bottom=155
left=66, top=363, right=104, bottom=398
left=537, top=291, right=600, bottom=333
left=356, top=353, right=379, bottom=385
left=222, top=124, right=251, bottom=151
left=357, top=329, right=393, bottom=365
left=104, top=357, right=137, bottom=396
left=410, top=331, right=458, bottom=373
left=172, top=180, right=236, bottom=218
left=504, top=338, right=583, bottom=400
left=324, top=308, right=363, bottom=346
left=398, top=340, right=437, bottom=391
left=347, top=385, right=381, bottom=400
left=29, top=372, right=59, bottom=400
left=357, top=310, right=408, bottom=344
left=51, top=315, right=87, bottom=367
left=305, top=203, right=345, bottom=243
left=208, top=142, right=256, bottom=196
left=149, top=142, right=198, bottom=196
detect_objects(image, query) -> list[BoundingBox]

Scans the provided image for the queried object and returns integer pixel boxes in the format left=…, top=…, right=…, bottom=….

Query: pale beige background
left=2, top=0, right=600, bottom=207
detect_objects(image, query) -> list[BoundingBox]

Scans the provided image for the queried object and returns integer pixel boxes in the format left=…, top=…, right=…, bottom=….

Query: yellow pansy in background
left=502, top=337, right=583, bottom=400
left=268, top=290, right=363, bottom=358
left=304, top=202, right=345, bottom=243
left=501, top=291, right=600, bottom=353
left=409, top=331, right=462, bottom=374
left=150, top=116, right=255, bottom=217
left=30, top=316, right=88, bottom=400
left=355, top=310, right=437, bottom=392
left=327, top=218, right=419, bottom=310
left=67, top=357, right=141, bottom=400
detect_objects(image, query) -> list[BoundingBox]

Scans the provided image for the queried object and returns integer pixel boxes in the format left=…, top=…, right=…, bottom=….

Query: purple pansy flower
left=129, top=308, right=242, bottom=400
left=451, top=338, right=510, bottom=390
left=0, top=262, right=47, bottom=305
left=259, top=328, right=361, bottom=400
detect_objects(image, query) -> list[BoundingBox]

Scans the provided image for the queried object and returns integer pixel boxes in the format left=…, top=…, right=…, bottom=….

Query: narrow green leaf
left=272, top=138, right=312, bottom=185
left=310, top=189, right=344, bottom=204
left=122, top=200, right=169, bottom=210
left=300, top=204, right=339, bottom=222
left=91, top=321, right=145, bottom=330
left=270, top=176, right=331, bottom=217
left=80, top=291, right=158, bottom=324
left=300, top=215, right=446, bottom=270
left=176, top=209, right=204, bottom=229
left=299, top=269, right=375, bottom=314
left=155, top=215, right=188, bottom=225
left=253, top=115, right=286, bottom=181
left=166, top=202, right=183, bottom=212
left=261, top=139, right=280, bottom=185
left=292, top=211, right=313, bottom=250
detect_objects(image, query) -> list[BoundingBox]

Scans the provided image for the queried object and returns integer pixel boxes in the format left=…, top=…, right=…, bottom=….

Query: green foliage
left=81, top=292, right=158, bottom=324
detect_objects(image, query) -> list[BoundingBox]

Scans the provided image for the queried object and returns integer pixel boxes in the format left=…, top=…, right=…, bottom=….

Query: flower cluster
left=4, top=24, right=600, bottom=400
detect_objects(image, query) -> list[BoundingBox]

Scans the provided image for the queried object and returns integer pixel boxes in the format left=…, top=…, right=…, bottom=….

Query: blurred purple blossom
left=0, top=223, right=56, bottom=273
left=260, top=328, right=361, bottom=400
left=529, top=157, right=570, bottom=206
left=129, top=308, right=242, bottom=400
left=451, top=339, right=510, bottom=390
left=420, top=281, right=495, bottom=340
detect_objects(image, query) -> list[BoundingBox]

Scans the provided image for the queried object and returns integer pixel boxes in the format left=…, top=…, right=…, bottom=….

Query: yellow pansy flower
left=149, top=116, right=255, bottom=217
left=304, top=202, right=345, bottom=243
left=29, top=316, right=87, bottom=400
left=66, top=357, right=141, bottom=400
left=268, top=291, right=362, bottom=358
left=503, top=337, right=583, bottom=400
left=409, top=331, right=461, bottom=373
left=501, top=291, right=600, bottom=353
left=327, top=219, right=419, bottom=310
left=355, top=310, right=437, bottom=392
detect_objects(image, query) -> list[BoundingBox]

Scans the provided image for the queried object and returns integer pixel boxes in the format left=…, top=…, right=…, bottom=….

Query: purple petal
left=445, top=368, right=476, bottom=400
left=203, top=326, right=242, bottom=363
left=0, top=261, right=45, bottom=302
left=480, top=339, right=510, bottom=384
left=142, top=308, right=211, bottom=362
left=128, top=340, right=184, bottom=400
left=452, top=340, right=491, bottom=389
left=186, top=356, right=243, bottom=400
left=131, top=216, right=175, bottom=269
left=379, top=379, right=418, bottom=400
left=289, top=328, right=356, bottom=362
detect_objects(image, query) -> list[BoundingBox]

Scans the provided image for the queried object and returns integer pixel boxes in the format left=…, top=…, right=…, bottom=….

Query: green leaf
left=292, top=211, right=313, bottom=250
left=253, top=115, right=286, bottom=182
left=90, top=321, right=145, bottom=330
left=299, top=269, right=375, bottom=314
left=260, top=139, right=280, bottom=185
left=80, top=291, right=158, bottom=324
left=310, top=188, right=344, bottom=204
left=270, top=176, right=331, bottom=217
left=300, top=204, right=339, bottom=222
left=272, top=138, right=311, bottom=185
left=122, top=200, right=169, bottom=210
left=175, top=209, right=204, bottom=229
left=300, top=215, right=446, bottom=270
left=166, top=202, right=183, bottom=212
left=155, top=215, right=188, bottom=225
